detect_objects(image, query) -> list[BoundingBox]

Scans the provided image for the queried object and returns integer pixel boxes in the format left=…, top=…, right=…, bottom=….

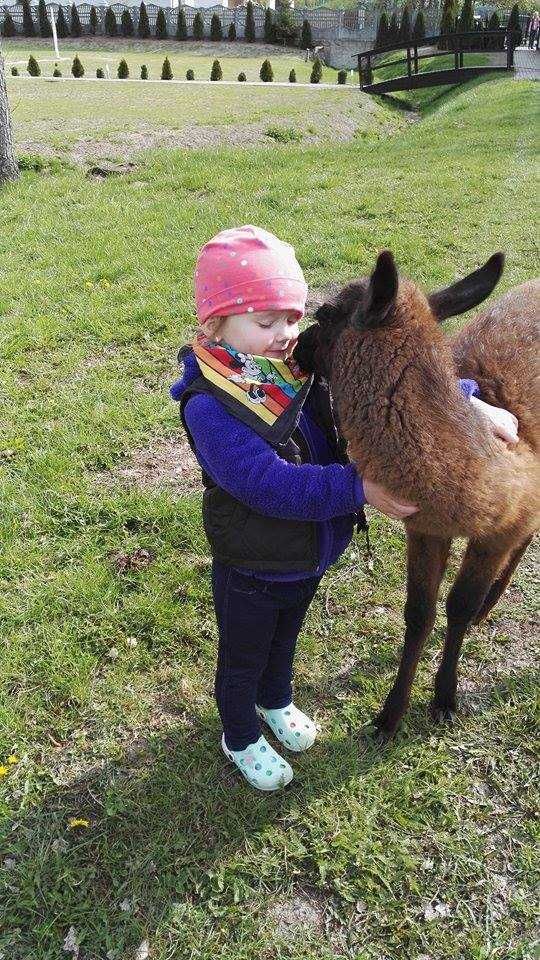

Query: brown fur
left=295, top=259, right=540, bottom=736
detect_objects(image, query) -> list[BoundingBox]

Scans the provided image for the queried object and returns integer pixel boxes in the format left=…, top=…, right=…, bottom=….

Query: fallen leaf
left=62, top=926, right=79, bottom=956
left=134, top=941, right=150, bottom=960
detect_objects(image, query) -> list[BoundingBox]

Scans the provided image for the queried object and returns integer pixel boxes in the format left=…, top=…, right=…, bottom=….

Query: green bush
left=238, top=71, right=246, bottom=81
left=244, top=0, right=255, bottom=41
left=310, top=57, right=322, bottom=83
left=70, top=3, right=82, bottom=37
left=38, top=0, right=51, bottom=37
left=52, top=64, right=62, bottom=77
left=438, top=0, right=457, bottom=50
left=186, top=68, right=195, bottom=80
left=161, top=56, right=173, bottom=80
left=260, top=58, right=273, bottom=82
left=27, top=55, right=41, bottom=76
left=375, top=12, right=388, bottom=48
left=71, top=54, right=84, bottom=78
left=301, top=18, right=312, bottom=49
left=155, top=8, right=167, bottom=38
left=337, top=69, right=347, bottom=84
left=104, top=6, right=117, bottom=36
left=265, top=125, right=302, bottom=143
left=89, top=5, right=99, bottom=35
left=288, top=67, right=296, bottom=83
left=121, top=10, right=134, bottom=36
left=210, top=58, right=222, bottom=80
left=117, top=58, right=129, bottom=79
left=388, top=11, right=399, bottom=43
left=96, top=67, right=105, bottom=78
left=413, top=10, right=425, bottom=42
left=264, top=7, right=274, bottom=42
left=273, top=5, right=298, bottom=45
left=193, top=11, right=204, bottom=39
left=398, top=5, right=411, bottom=43
left=22, top=0, right=35, bottom=36
left=138, top=1, right=150, bottom=38
left=2, top=12, right=17, bottom=37
left=507, top=3, right=522, bottom=45
left=140, top=64, right=148, bottom=79
left=56, top=6, right=69, bottom=38
left=228, top=22, right=236, bottom=41
left=176, top=6, right=187, bottom=39
left=11, top=66, right=19, bottom=76
left=210, top=13, right=222, bottom=40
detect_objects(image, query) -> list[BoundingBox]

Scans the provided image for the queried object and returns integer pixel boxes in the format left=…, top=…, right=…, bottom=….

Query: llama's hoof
left=431, top=700, right=457, bottom=724
left=372, top=708, right=401, bottom=740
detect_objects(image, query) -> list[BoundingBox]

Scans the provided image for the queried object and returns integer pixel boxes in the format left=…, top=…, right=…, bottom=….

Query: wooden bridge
left=356, top=30, right=520, bottom=93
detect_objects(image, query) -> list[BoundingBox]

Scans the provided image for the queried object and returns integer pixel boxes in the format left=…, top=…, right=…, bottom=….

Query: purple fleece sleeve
left=184, top=394, right=366, bottom=521
left=459, top=378, right=480, bottom=400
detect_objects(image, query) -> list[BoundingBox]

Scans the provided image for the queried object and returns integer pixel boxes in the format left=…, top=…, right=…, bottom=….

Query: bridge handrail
left=354, top=29, right=516, bottom=63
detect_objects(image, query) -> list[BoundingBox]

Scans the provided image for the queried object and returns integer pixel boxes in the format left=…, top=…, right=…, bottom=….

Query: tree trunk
left=0, top=53, right=19, bottom=184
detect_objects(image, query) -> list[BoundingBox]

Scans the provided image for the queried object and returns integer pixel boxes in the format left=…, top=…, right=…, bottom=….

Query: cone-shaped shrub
left=38, top=0, right=51, bottom=37
left=52, top=63, right=62, bottom=76
left=487, top=11, right=502, bottom=49
left=96, top=67, right=104, bottom=78
left=388, top=11, right=399, bottom=43
left=27, top=55, right=41, bottom=76
left=507, top=3, right=522, bottom=44
left=310, top=56, right=322, bottom=83
left=89, top=5, right=98, bottom=35
left=244, top=0, right=255, bottom=41
left=186, top=68, right=195, bottom=79
left=193, top=10, right=204, bottom=39
left=22, top=0, right=35, bottom=36
left=238, top=70, right=246, bottom=81
left=11, top=66, right=19, bottom=75
left=210, top=58, right=222, bottom=80
left=71, top=54, right=84, bottom=77
left=458, top=0, right=474, bottom=44
left=413, top=10, right=425, bottom=42
left=2, top=12, right=17, bottom=37
left=301, top=18, right=312, bottom=48
left=121, top=10, right=134, bottom=36
left=337, top=69, right=347, bottom=84
left=176, top=6, right=187, bottom=39
left=104, top=6, right=117, bottom=36
left=228, top=21, right=236, bottom=40
left=375, top=12, right=388, bottom=48
left=56, top=6, right=69, bottom=38
left=398, top=6, right=411, bottom=43
left=438, top=0, right=457, bottom=49
left=264, top=7, right=274, bottom=42
left=140, top=63, right=148, bottom=79
left=288, top=67, right=296, bottom=82
left=210, top=13, right=222, bottom=39
left=138, top=1, right=150, bottom=38
left=161, top=56, right=173, bottom=79
left=259, top=58, right=273, bottom=81
left=155, top=8, right=167, bottom=38
left=70, top=3, right=82, bottom=37
left=117, top=58, right=129, bottom=78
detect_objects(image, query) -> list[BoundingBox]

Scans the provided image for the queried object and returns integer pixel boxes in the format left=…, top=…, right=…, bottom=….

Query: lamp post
left=49, top=4, right=60, bottom=60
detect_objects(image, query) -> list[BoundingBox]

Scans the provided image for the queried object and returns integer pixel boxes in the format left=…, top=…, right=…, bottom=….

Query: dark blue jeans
left=211, top=559, right=322, bottom=751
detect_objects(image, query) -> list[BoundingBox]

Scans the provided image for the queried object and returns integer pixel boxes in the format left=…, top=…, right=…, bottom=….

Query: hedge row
left=17, top=54, right=338, bottom=84
left=2, top=0, right=315, bottom=47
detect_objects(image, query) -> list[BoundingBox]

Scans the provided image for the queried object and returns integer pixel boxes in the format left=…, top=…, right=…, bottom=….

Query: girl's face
left=213, top=310, right=300, bottom=360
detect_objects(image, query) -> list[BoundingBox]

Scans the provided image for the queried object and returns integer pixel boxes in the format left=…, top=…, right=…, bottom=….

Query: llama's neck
left=333, top=323, right=506, bottom=531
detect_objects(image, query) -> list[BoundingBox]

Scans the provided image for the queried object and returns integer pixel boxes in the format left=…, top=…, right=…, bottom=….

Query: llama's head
left=293, top=251, right=505, bottom=375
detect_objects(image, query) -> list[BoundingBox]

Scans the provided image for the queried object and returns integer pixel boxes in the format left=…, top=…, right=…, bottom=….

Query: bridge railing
left=355, top=30, right=520, bottom=89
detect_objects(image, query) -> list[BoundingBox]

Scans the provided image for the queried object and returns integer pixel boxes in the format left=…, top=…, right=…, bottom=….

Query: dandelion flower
left=68, top=818, right=90, bottom=829
left=7, top=755, right=19, bottom=765
left=0, top=766, right=9, bottom=777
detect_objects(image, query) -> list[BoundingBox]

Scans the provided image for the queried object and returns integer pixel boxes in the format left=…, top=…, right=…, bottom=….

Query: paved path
left=514, top=46, right=540, bottom=80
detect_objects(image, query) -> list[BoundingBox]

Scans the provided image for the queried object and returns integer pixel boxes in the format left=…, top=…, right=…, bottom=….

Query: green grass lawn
left=0, top=71, right=538, bottom=960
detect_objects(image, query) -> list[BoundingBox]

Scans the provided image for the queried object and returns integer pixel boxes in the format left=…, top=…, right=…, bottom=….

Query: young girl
left=171, top=225, right=518, bottom=792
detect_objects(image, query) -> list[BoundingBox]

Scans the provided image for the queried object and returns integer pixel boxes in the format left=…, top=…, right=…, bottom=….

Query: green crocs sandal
left=221, top=733, right=293, bottom=791
left=255, top=702, right=317, bottom=752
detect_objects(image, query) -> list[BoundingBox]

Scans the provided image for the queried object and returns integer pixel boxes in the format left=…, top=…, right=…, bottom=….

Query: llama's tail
left=451, top=279, right=540, bottom=453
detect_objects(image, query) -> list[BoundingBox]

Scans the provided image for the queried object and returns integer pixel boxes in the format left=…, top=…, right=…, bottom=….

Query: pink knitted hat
left=194, top=225, right=308, bottom=324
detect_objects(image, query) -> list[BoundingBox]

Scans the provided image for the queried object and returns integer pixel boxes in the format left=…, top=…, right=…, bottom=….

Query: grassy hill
left=0, top=71, right=538, bottom=960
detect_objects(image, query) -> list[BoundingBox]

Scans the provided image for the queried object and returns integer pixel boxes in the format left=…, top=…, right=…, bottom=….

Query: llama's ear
left=354, top=250, right=398, bottom=329
left=428, top=253, right=505, bottom=322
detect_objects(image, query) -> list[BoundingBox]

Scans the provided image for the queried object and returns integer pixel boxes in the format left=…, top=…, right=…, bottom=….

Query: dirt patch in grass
left=97, top=433, right=202, bottom=494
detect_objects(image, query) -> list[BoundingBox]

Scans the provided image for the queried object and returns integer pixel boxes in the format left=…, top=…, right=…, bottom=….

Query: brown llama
left=293, top=251, right=539, bottom=737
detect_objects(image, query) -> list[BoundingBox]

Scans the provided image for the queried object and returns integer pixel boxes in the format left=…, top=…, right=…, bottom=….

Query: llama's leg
left=374, top=533, right=451, bottom=739
left=433, top=538, right=513, bottom=719
left=473, top=534, right=534, bottom=625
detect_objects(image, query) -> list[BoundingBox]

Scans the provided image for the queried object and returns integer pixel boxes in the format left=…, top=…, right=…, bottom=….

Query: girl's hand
left=363, top=478, right=418, bottom=520
left=470, top=396, right=519, bottom=444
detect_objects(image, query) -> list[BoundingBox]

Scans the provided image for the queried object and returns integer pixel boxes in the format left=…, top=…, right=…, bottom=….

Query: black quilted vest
left=177, top=345, right=364, bottom=572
